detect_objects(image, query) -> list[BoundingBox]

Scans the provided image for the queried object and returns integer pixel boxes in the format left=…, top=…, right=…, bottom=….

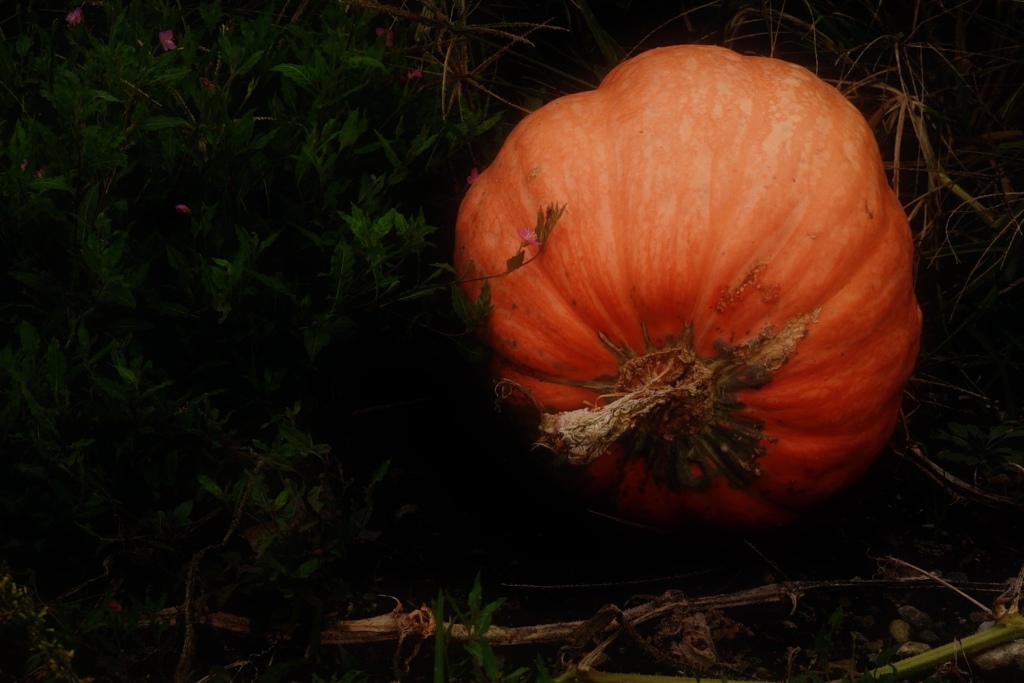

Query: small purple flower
left=466, top=167, right=480, bottom=185
left=174, top=204, right=191, bottom=215
left=66, top=6, right=83, bottom=26
left=517, top=228, right=540, bottom=247
left=375, top=27, right=394, bottom=48
left=159, top=29, right=177, bottom=51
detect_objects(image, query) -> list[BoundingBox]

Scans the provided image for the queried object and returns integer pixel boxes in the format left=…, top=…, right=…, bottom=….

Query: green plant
left=0, top=0, right=502, bottom=678
left=931, top=421, right=1024, bottom=480
left=0, top=572, right=91, bottom=683
left=434, top=575, right=532, bottom=683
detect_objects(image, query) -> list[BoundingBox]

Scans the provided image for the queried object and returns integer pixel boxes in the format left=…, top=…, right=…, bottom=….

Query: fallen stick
left=141, top=576, right=1007, bottom=646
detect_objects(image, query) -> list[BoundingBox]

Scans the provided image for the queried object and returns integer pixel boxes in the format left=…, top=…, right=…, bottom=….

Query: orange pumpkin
left=454, top=45, right=921, bottom=530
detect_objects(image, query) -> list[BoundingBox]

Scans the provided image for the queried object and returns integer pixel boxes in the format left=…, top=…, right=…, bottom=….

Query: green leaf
left=28, top=177, right=72, bottom=193
left=76, top=321, right=90, bottom=352
left=15, top=33, right=31, bottom=57
left=237, top=51, right=264, bottom=76
left=947, top=422, right=970, bottom=437
left=198, top=0, right=223, bottom=30
left=504, top=249, right=525, bottom=274
left=306, top=485, right=324, bottom=513
left=43, top=339, right=68, bottom=399
left=7, top=270, right=62, bottom=295
left=452, top=280, right=491, bottom=329
left=273, top=488, right=292, bottom=510
left=165, top=244, right=192, bottom=274
left=334, top=109, right=367, bottom=150
left=114, top=365, right=138, bottom=385
left=574, top=0, right=627, bottom=68
left=344, top=55, right=385, bottom=71
left=295, top=558, right=321, bottom=578
left=250, top=271, right=295, bottom=300
left=16, top=321, right=40, bottom=356
left=250, top=127, right=277, bottom=150
left=97, top=281, right=137, bottom=308
left=150, top=301, right=192, bottom=317
left=171, top=500, right=193, bottom=526
left=409, top=130, right=438, bottom=159
left=327, top=236, right=355, bottom=288
left=92, top=375, right=126, bottom=400
left=468, top=573, right=483, bottom=614
left=138, top=116, right=187, bottom=131
left=303, top=324, right=331, bottom=362
left=429, top=262, right=459, bottom=275
left=85, top=88, right=120, bottom=104
left=19, top=384, right=57, bottom=435
left=231, top=111, right=255, bottom=147
left=197, top=474, right=224, bottom=499
left=271, top=63, right=314, bottom=89
left=374, top=131, right=401, bottom=169
left=344, top=205, right=379, bottom=248
left=369, top=458, right=390, bottom=486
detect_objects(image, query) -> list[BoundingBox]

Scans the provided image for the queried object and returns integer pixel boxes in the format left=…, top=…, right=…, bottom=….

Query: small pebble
left=974, top=640, right=1024, bottom=671
left=896, top=641, right=931, bottom=657
left=897, top=605, right=934, bottom=630
left=889, top=619, right=911, bottom=644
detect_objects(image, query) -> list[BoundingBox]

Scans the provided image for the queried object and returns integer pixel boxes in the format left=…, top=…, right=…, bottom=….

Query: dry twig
left=906, top=443, right=1024, bottom=512
left=143, top=575, right=1008, bottom=648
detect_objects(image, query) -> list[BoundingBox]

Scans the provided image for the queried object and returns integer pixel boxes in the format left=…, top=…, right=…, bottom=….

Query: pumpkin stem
left=532, top=309, right=819, bottom=490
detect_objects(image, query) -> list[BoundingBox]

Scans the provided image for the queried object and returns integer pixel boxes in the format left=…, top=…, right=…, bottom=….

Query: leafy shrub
left=0, top=1, right=500, bottom=678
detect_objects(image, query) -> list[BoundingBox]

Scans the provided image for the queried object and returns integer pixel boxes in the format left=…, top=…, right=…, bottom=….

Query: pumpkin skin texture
left=454, top=45, right=922, bottom=531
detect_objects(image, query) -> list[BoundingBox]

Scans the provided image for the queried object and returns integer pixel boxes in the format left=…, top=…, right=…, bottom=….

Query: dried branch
left=906, top=443, right=1024, bottom=512
left=141, top=575, right=1009, bottom=647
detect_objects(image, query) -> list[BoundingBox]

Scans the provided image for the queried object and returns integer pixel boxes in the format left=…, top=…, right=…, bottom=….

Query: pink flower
left=159, top=29, right=177, bottom=51
left=466, top=167, right=480, bottom=185
left=66, top=6, right=83, bottom=26
left=109, top=600, right=122, bottom=612
left=20, top=159, right=28, bottom=171
left=375, top=27, right=394, bottom=47
left=174, top=204, right=191, bottom=215
left=399, top=67, right=424, bottom=83
left=200, top=77, right=215, bottom=91
left=517, top=228, right=540, bottom=247
left=34, top=164, right=47, bottom=179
